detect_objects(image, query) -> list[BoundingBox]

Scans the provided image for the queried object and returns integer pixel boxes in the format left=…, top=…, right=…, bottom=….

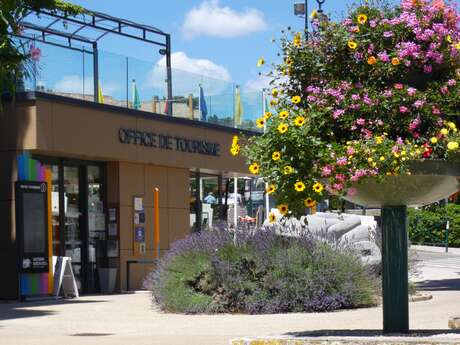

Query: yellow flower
left=375, top=136, right=384, bottom=144
left=277, top=204, right=289, bottom=215
left=348, top=41, right=358, bottom=50
left=270, top=99, right=279, bottom=106
left=232, top=135, right=239, bottom=145
left=266, top=184, right=276, bottom=194
left=294, top=116, right=306, bottom=127
left=268, top=212, right=277, bottom=223
left=367, top=56, right=377, bottom=65
left=279, top=110, right=289, bottom=120
left=272, top=88, right=279, bottom=98
left=391, top=57, right=400, bottom=66
left=291, top=95, right=301, bottom=104
left=304, top=198, right=316, bottom=208
left=277, top=123, right=288, bottom=134
left=230, top=145, right=240, bottom=156
left=447, top=35, right=453, bottom=43
left=441, top=128, right=449, bottom=135
left=447, top=141, right=459, bottom=150
left=257, top=57, right=265, bottom=67
left=294, top=181, right=306, bottom=192
left=256, top=117, right=265, bottom=128
left=380, top=156, right=385, bottom=161
left=430, top=137, right=438, bottom=144
left=312, top=182, right=324, bottom=194
left=367, top=157, right=373, bottom=163
left=264, top=111, right=272, bottom=120
left=393, top=152, right=400, bottom=158
left=249, top=163, right=260, bottom=174
left=310, top=10, right=318, bottom=19
left=285, top=57, right=293, bottom=66
left=456, top=42, right=460, bottom=50
left=357, top=14, right=368, bottom=25
left=272, top=151, right=281, bottom=161
left=401, top=150, right=406, bottom=156
left=448, top=122, right=457, bottom=130
left=283, top=165, right=294, bottom=175
left=293, top=33, right=302, bottom=47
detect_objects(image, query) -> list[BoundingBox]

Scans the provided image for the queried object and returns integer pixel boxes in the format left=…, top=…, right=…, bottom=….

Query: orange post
left=45, top=168, right=54, bottom=294
left=154, top=188, right=160, bottom=259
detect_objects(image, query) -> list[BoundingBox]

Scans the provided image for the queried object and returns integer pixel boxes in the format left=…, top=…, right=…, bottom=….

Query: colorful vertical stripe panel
left=17, top=152, right=46, bottom=182
left=20, top=273, right=49, bottom=296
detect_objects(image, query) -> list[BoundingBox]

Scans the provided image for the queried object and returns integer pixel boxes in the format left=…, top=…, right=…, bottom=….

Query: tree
left=0, top=1, right=84, bottom=98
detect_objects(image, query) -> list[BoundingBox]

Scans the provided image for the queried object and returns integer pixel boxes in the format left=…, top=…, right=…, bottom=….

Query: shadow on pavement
left=285, top=329, right=460, bottom=337
left=0, top=299, right=108, bottom=321
left=417, top=278, right=460, bottom=291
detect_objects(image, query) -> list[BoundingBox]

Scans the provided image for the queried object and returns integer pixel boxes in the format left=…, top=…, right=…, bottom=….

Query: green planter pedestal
left=343, top=160, right=460, bottom=334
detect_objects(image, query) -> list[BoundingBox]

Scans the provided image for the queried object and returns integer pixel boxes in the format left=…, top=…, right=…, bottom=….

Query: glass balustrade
left=14, top=37, right=264, bottom=132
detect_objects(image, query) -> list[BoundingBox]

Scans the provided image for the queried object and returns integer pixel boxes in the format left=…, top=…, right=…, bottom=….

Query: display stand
left=53, top=256, right=79, bottom=298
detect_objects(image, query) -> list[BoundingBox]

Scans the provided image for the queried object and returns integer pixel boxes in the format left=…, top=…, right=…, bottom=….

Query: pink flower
left=378, top=51, right=390, bottom=62
left=336, top=157, right=347, bottom=166
left=399, top=106, right=409, bottom=113
left=346, top=147, right=355, bottom=155
left=432, top=106, right=441, bottom=115
left=383, top=31, right=394, bottom=38
left=413, top=100, right=425, bottom=109
left=333, top=109, right=345, bottom=119
left=407, top=87, right=417, bottom=96
left=335, top=174, right=346, bottom=182
left=333, top=183, right=344, bottom=191
left=448, top=79, right=457, bottom=86
left=322, top=165, right=333, bottom=177
left=440, top=86, right=449, bottom=95
left=350, top=175, right=360, bottom=182
left=394, top=83, right=404, bottom=90
left=423, top=64, right=433, bottom=73
left=30, top=46, right=41, bottom=61
left=356, top=118, right=365, bottom=126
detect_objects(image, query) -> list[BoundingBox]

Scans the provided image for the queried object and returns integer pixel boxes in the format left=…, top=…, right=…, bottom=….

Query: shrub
left=145, top=228, right=377, bottom=314
left=408, top=203, right=460, bottom=247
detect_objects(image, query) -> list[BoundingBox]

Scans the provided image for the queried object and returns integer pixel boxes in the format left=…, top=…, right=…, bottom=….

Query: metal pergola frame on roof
left=14, top=6, right=173, bottom=115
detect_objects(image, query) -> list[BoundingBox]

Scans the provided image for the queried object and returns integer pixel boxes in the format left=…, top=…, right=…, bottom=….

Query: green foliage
left=408, top=203, right=460, bottom=247
left=0, top=1, right=84, bottom=98
left=238, top=1, right=460, bottom=217
left=147, top=229, right=377, bottom=314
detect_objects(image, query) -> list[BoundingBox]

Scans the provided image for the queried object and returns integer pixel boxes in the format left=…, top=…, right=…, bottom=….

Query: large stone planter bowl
left=342, top=160, right=460, bottom=208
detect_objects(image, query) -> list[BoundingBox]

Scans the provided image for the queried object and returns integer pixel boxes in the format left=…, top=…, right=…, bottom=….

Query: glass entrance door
left=37, top=158, right=108, bottom=293
left=63, top=166, right=84, bottom=291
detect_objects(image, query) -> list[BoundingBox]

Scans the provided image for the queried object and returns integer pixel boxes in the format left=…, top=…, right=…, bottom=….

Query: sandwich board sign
left=53, top=256, right=79, bottom=298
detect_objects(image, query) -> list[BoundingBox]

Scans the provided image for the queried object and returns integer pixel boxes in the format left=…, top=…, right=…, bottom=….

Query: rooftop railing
left=17, top=38, right=264, bottom=132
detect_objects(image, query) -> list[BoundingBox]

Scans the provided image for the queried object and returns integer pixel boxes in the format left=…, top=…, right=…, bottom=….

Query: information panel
left=15, top=181, right=50, bottom=273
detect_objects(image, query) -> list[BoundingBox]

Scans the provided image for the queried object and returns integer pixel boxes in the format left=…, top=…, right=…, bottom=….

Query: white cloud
left=182, top=0, right=267, bottom=39
left=157, top=51, right=231, bottom=81
left=244, top=74, right=272, bottom=91
left=146, top=51, right=232, bottom=95
left=53, top=75, right=119, bottom=95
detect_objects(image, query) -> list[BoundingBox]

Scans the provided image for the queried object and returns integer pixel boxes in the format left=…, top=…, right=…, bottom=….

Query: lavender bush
left=144, top=227, right=377, bottom=314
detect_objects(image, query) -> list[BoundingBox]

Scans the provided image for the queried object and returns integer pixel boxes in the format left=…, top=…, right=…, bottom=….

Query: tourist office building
left=0, top=92, right=256, bottom=299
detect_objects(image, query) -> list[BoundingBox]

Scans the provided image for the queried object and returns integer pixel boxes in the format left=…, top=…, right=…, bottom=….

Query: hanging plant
left=233, top=0, right=460, bottom=217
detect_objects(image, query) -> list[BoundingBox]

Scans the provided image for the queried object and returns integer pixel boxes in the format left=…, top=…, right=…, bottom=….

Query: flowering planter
left=343, top=160, right=460, bottom=208
left=341, top=160, right=460, bottom=333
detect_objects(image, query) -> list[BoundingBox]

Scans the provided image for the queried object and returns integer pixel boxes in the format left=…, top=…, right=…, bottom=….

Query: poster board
left=15, top=181, right=49, bottom=274
left=53, top=256, right=79, bottom=298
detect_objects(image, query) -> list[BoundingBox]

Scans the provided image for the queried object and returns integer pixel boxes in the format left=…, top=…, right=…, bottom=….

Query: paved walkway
left=0, top=246, right=459, bottom=345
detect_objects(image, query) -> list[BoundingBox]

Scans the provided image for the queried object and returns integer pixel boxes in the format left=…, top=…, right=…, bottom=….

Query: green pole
left=381, top=205, right=409, bottom=333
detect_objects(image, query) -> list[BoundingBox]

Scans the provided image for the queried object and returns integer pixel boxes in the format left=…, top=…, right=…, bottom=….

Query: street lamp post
left=294, top=0, right=327, bottom=33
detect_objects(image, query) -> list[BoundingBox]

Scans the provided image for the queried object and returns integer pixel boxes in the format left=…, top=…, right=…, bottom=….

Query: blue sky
left=60, top=0, right=355, bottom=90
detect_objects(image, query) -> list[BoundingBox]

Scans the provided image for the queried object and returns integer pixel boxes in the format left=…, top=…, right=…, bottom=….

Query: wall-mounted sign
left=119, top=128, right=220, bottom=157
left=135, top=227, right=145, bottom=242
left=15, top=181, right=49, bottom=274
